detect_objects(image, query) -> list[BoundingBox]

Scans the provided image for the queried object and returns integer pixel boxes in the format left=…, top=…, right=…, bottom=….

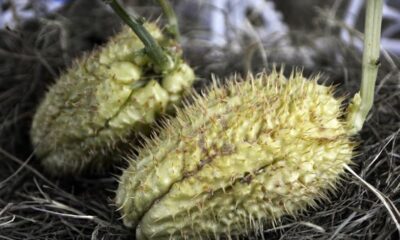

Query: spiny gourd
left=116, top=70, right=355, bottom=239
left=30, top=22, right=195, bottom=175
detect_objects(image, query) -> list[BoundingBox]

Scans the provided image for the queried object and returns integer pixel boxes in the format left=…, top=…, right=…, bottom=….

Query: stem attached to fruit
left=105, top=0, right=174, bottom=71
left=350, top=0, right=383, bottom=132
left=156, top=0, right=181, bottom=41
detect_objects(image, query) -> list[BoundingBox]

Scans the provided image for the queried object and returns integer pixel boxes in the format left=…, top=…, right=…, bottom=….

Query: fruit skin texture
left=116, top=71, right=355, bottom=239
left=30, top=23, right=195, bottom=175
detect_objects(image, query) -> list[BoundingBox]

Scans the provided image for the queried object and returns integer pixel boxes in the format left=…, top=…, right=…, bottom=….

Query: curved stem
left=156, top=0, right=181, bottom=41
left=350, top=0, right=383, bottom=132
left=105, top=0, right=173, bottom=71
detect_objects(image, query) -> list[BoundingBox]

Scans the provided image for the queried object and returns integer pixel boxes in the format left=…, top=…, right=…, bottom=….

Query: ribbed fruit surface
left=31, top=23, right=195, bottom=175
left=116, top=71, right=354, bottom=239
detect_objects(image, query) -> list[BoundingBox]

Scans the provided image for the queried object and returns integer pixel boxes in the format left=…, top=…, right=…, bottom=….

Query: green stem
left=156, top=0, right=181, bottom=41
left=105, top=0, right=173, bottom=71
left=351, top=0, right=383, bottom=132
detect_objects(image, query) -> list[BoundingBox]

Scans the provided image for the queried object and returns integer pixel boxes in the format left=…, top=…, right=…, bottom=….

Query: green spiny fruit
left=30, top=22, right=195, bottom=175
left=116, top=71, right=355, bottom=239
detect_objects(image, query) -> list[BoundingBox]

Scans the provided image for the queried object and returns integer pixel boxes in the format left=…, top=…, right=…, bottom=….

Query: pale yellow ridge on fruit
left=116, top=70, right=355, bottom=239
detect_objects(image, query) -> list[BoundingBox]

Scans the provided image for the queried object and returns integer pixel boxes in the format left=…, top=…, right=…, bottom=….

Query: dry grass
left=0, top=0, right=399, bottom=239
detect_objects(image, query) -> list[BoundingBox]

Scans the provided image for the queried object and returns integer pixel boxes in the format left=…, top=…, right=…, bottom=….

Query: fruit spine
left=30, top=23, right=195, bottom=175
left=116, top=71, right=355, bottom=239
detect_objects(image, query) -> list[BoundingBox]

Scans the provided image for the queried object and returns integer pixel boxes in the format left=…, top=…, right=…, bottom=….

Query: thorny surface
left=0, top=0, right=399, bottom=239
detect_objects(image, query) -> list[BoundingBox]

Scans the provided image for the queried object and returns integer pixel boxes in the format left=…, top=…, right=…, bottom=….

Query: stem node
left=348, top=0, right=383, bottom=133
